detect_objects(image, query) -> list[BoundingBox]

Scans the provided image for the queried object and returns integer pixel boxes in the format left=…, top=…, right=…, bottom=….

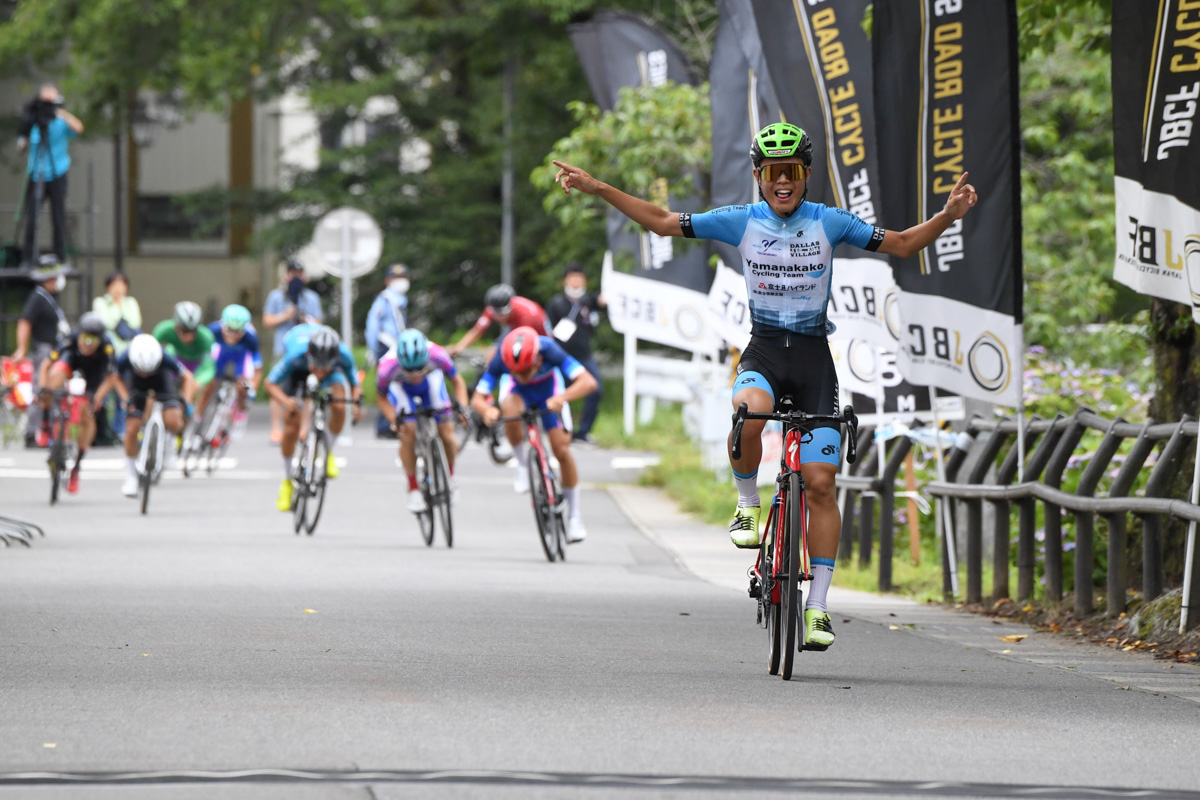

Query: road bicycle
left=290, top=374, right=357, bottom=536
left=44, top=380, right=86, bottom=505
left=402, top=403, right=454, bottom=548
left=182, top=375, right=243, bottom=477
left=731, top=399, right=858, bottom=680
left=135, top=390, right=169, bottom=515
left=500, top=406, right=567, bottom=563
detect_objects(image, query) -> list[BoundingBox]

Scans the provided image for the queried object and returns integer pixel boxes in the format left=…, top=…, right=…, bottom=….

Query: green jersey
left=153, top=319, right=216, bottom=383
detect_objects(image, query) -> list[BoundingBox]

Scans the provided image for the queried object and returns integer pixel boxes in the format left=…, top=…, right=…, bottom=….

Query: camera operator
left=16, top=84, right=84, bottom=265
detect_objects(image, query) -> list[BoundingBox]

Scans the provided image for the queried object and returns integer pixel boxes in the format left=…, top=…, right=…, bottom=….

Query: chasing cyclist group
left=28, top=122, right=981, bottom=653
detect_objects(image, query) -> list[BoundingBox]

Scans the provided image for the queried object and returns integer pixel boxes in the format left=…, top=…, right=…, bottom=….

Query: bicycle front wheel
left=429, top=436, right=453, bottom=548
left=414, top=445, right=435, bottom=546
left=48, top=411, right=66, bottom=505
left=528, top=448, right=557, bottom=562
left=781, top=472, right=804, bottom=680
left=763, top=504, right=782, bottom=676
left=140, top=427, right=159, bottom=516
left=291, top=441, right=308, bottom=534
left=304, top=430, right=330, bottom=535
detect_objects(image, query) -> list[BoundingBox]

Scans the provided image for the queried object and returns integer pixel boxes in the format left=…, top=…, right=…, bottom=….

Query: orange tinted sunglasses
left=758, top=163, right=806, bottom=183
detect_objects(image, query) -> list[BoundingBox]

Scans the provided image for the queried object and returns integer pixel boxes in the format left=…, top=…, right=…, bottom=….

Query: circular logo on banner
left=846, top=339, right=878, bottom=383
left=675, top=305, right=706, bottom=341
left=883, top=290, right=901, bottom=342
left=968, top=331, right=1011, bottom=394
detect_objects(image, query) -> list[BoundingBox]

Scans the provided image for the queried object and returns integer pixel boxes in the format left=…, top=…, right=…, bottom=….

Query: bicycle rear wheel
left=304, top=430, right=330, bottom=535
left=140, top=427, right=159, bottom=516
left=429, top=436, right=453, bottom=548
left=528, top=448, right=557, bottom=562
left=763, top=504, right=783, bottom=675
left=781, top=472, right=803, bottom=680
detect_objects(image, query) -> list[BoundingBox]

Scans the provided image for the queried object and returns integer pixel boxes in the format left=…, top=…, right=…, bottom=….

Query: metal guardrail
left=837, top=408, right=1200, bottom=620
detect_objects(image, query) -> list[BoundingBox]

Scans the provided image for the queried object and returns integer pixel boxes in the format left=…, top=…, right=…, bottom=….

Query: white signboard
left=706, top=260, right=752, bottom=350
left=602, top=253, right=724, bottom=355
left=312, top=207, right=383, bottom=279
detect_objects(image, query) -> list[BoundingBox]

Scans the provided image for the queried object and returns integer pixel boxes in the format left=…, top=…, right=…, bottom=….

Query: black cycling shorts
left=733, top=332, right=839, bottom=429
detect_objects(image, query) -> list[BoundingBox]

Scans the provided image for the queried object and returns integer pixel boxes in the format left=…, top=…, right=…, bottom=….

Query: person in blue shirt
left=470, top=326, right=597, bottom=544
left=17, top=84, right=83, bottom=265
left=197, top=304, right=262, bottom=418
left=365, top=263, right=410, bottom=438
left=552, top=122, right=978, bottom=649
left=264, top=325, right=362, bottom=512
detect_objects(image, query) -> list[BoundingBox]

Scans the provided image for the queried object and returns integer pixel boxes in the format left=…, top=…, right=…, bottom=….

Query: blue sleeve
left=365, top=296, right=383, bottom=353
left=682, top=205, right=750, bottom=246
left=338, top=344, right=358, bottom=387
left=476, top=348, right=506, bottom=395
left=267, top=355, right=295, bottom=385
left=538, top=337, right=585, bottom=381
left=821, top=205, right=885, bottom=251
left=303, top=290, right=324, bottom=321
left=264, top=290, right=284, bottom=315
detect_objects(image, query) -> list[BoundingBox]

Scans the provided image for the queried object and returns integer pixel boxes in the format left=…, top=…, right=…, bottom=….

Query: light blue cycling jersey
left=266, top=323, right=358, bottom=388
left=682, top=201, right=884, bottom=336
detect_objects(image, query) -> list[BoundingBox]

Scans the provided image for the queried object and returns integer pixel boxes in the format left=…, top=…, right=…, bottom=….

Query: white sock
left=806, top=559, right=836, bottom=612
left=513, top=441, right=528, bottom=467
left=562, top=486, right=580, bottom=519
left=126, top=457, right=138, bottom=479
left=282, top=455, right=293, bottom=478
left=732, top=469, right=760, bottom=507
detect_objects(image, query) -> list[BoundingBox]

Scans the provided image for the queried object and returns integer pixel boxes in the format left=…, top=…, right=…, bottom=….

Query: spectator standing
left=92, top=271, right=142, bottom=437
left=9, top=255, right=71, bottom=447
left=263, top=259, right=324, bottom=442
left=17, top=83, right=83, bottom=265
left=545, top=263, right=606, bottom=444
left=365, top=263, right=411, bottom=438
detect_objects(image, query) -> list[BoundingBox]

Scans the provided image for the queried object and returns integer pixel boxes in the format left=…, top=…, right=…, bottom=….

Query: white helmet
left=173, top=301, right=203, bottom=332
left=128, top=333, right=163, bottom=374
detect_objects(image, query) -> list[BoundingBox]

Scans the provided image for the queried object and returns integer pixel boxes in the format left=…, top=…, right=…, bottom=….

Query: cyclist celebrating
left=470, top=326, right=597, bottom=543
left=201, top=304, right=261, bottom=415
left=152, top=301, right=215, bottom=407
left=445, top=283, right=551, bottom=358
left=37, top=312, right=123, bottom=493
left=376, top=329, right=469, bottom=512
left=116, top=334, right=194, bottom=498
left=264, top=325, right=362, bottom=512
left=553, top=122, right=978, bottom=647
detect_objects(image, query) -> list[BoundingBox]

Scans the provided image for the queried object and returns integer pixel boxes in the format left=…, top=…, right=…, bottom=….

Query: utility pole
left=500, top=54, right=515, bottom=287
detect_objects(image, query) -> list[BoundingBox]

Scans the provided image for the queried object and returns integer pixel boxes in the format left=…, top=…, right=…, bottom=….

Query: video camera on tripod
left=17, top=93, right=64, bottom=139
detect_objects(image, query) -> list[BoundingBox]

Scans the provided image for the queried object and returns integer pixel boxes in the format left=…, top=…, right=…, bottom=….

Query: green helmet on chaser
left=750, top=123, right=814, bottom=168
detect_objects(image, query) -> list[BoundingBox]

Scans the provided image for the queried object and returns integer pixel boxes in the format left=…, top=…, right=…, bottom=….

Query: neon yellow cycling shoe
left=325, top=451, right=339, bottom=479
left=276, top=479, right=294, bottom=512
left=804, top=609, right=835, bottom=650
left=729, top=504, right=762, bottom=548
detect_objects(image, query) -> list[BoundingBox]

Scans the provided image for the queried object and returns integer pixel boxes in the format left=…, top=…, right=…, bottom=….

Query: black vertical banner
left=709, top=0, right=779, bottom=272
left=874, top=0, right=1023, bottom=406
left=1112, top=0, right=1200, bottom=322
left=568, top=11, right=710, bottom=292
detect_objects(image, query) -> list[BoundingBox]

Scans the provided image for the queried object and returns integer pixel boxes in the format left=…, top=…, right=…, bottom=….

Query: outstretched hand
left=553, top=160, right=602, bottom=196
left=944, top=172, right=978, bottom=220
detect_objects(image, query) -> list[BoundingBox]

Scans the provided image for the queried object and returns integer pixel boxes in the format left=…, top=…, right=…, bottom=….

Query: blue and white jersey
left=682, top=201, right=883, bottom=336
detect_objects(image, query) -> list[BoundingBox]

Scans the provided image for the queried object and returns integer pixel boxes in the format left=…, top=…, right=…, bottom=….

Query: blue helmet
left=396, top=329, right=429, bottom=371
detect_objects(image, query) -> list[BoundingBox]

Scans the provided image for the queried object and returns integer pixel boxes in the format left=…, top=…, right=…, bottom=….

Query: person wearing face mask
left=92, top=271, right=142, bottom=439
left=545, top=263, right=606, bottom=445
left=10, top=254, right=72, bottom=448
left=365, top=263, right=411, bottom=438
left=264, top=258, right=324, bottom=443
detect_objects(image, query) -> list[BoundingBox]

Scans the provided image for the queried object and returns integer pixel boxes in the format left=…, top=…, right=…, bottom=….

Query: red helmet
left=502, top=326, right=541, bottom=373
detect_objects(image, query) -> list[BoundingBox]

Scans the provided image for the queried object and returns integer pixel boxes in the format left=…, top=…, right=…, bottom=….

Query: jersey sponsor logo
left=752, top=238, right=781, bottom=256
left=791, top=241, right=821, bottom=257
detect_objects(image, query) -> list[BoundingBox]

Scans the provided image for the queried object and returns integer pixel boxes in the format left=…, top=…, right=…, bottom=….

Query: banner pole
left=931, top=385, right=959, bottom=597
left=623, top=332, right=636, bottom=438
left=1181, top=405, right=1200, bottom=634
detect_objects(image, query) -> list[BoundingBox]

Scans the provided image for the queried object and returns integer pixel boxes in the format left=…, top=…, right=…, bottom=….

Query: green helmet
left=750, top=123, right=813, bottom=168
left=220, top=304, right=251, bottom=332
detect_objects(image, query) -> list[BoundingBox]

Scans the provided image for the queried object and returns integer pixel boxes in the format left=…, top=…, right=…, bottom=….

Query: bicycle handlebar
left=497, top=406, right=557, bottom=425
left=730, top=402, right=859, bottom=464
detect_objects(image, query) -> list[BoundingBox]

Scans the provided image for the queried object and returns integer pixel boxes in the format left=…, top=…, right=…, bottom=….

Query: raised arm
left=876, top=172, right=978, bottom=259
left=553, top=160, right=684, bottom=238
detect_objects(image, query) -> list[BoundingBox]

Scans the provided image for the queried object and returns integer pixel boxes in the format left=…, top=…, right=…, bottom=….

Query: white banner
left=895, top=291, right=1021, bottom=407
left=706, top=260, right=752, bottom=350
left=602, top=253, right=724, bottom=355
left=1114, top=175, right=1200, bottom=324
left=826, top=257, right=901, bottom=348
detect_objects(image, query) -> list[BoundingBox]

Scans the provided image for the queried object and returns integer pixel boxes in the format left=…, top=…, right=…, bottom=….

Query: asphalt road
left=2, top=421, right=1199, bottom=799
